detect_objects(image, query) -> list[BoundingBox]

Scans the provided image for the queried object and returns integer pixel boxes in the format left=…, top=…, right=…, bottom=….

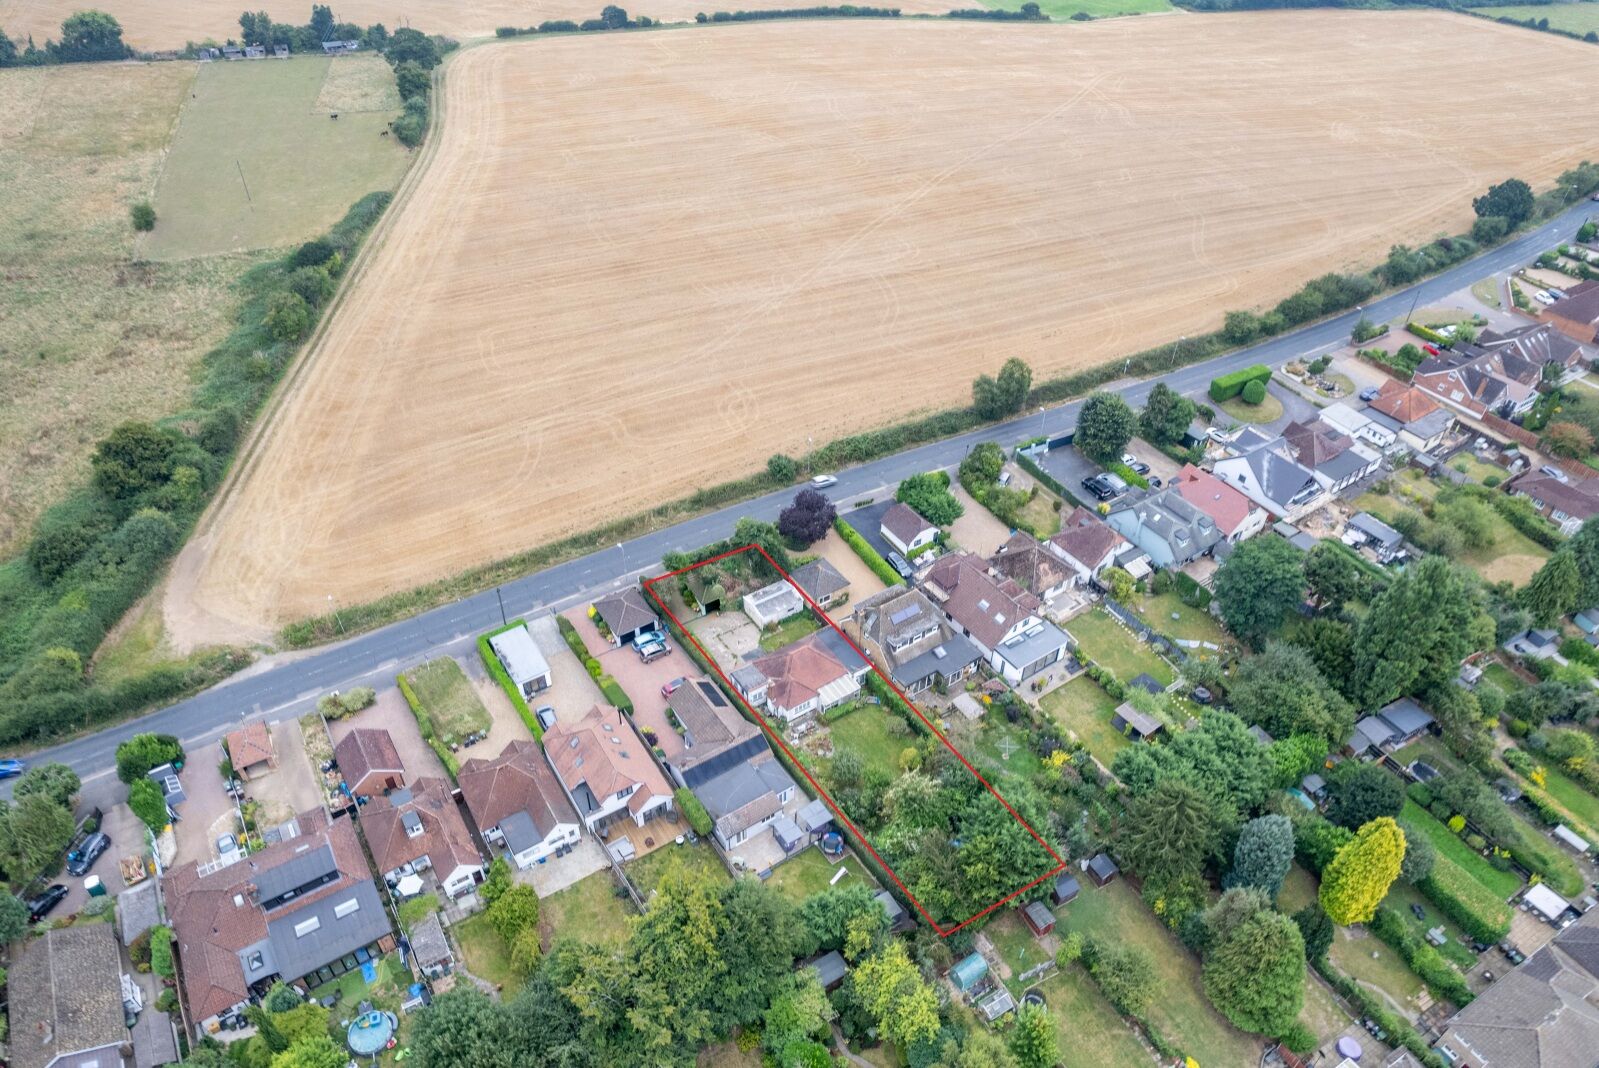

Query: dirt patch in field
left=175, top=13, right=1599, bottom=638
left=0, top=0, right=953, bottom=49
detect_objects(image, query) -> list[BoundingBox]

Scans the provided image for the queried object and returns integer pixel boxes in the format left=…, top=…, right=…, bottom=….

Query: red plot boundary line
left=642, top=543, right=1064, bottom=935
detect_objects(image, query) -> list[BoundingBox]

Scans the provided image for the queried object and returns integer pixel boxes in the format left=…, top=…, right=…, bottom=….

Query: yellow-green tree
left=1319, top=817, right=1406, bottom=926
left=852, top=941, right=940, bottom=1050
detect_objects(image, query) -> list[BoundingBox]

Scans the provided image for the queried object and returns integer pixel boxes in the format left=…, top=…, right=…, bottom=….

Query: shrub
left=598, top=674, right=633, bottom=714
left=834, top=517, right=899, bottom=586
left=150, top=925, right=174, bottom=978
left=1407, top=322, right=1451, bottom=346
left=676, top=787, right=712, bottom=836
left=129, top=201, right=156, bottom=231
left=1240, top=379, right=1268, bottom=405
left=115, top=733, right=184, bottom=784
left=1419, top=865, right=1512, bottom=943
left=1209, top=364, right=1272, bottom=402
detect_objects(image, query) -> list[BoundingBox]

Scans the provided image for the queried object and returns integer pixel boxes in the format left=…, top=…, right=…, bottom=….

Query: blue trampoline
left=346, top=1010, right=397, bottom=1056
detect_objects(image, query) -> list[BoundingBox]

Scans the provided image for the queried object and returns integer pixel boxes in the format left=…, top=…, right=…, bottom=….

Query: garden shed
left=1087, top=852, right=1118, bottom=887
left=1110, top=703, right=1164, bottom=742
left=1023, top=899, right=1055, bottom=936
left=1554, top=825, right=1592, bottom=855
left=1052, top=874, right=1080, bottom=906
left=950, top=952, right=989, bottom=993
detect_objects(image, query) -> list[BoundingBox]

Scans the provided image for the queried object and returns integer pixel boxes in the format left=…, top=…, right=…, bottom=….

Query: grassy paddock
left=1477, top=2, right=1599, bottom=33
left=1032, top=0, right=1172, bottom=16
left=145, top=56, right=409, bottom=259
left=539, top=870, right=633, bottom=948
left=1039, top=676, right=1131, bottom=761
left=399, top=657, right=491, bottom=741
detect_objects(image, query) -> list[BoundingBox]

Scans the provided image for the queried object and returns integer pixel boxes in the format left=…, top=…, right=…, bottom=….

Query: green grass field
left=1477, top=3, right=1599, bottom=33
left=762, top=848, right=874, bottom=904
left=145, top=56, right=408, bottom=259
left=540, top=870, right=633, bottom=947
left=1133, top=590, right=1232, bottom=647
left=401, top=656, right=491, bottom=741
left=1032, top=0, right=1173, bottom=17
left=1016, top=486, right=1063, bottom=537
left=1480, top=660, right=1527, bottom=693
left=759, top=613, right=821, bottom=651
left=454, top=911, right=523, bottom=990
left=1067, top=608, right=1176, bottom=685
left=1402, top=801, right=1523, bottom=899
left=824, top=704, right=911, bottom=780
left=1053, top=880, right=1261, bottom=1067
left=1038, top=676, right=1130, bottom=762
left=626, top=838, right=730, bottom=901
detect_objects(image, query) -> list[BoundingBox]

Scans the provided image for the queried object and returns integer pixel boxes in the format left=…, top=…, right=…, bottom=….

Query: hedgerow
left=1208, top=364, right=1272, bottom=402
left=833, top=518, right=900, bottom=586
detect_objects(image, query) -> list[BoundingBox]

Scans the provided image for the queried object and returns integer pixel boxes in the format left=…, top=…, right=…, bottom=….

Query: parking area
left=459, top=652, right=536, bottom=752
left=172, top=741, right=239, bottom=870
left=564, top=606, right=703, bottom=756
left=839, top=500, right=898, bottom=562
left=527, top=614, right=606, bottom=728
left=948, top=483, right=1011, bottom=557
left=244, top=719, right=324, bottom=828
left=1123, top=439, right=1181, bottom=484
left=55, top=801, right=147, bottom=917
left=1035, top=445, right=1105, bottom=504
left=328, top=687, right=449, bottom=782
left=688, top=613, right=761, bottom=670
left=809, top=528, right=889, bottom=602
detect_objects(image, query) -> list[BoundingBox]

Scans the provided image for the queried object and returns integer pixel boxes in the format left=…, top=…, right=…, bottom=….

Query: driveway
left=57, top=800, right=148, bottom=916
left=1124, top=439, right=1180, bottom=484
left=565, top=605, right=700, bottom=760
left=328, top=687, right=448, bottom=782
left=171, top=741, right=238, bottom=870
left=244, top=719, right=323, bottom=828
left=809, top=529, right=889, bottom=602
left=1035, top=446, right=1104, bottom=506
left=526, top=614, right=605, bottom=728
left=459, top=651, right=536, bottom=753
left=839, top=501, right=897, bottom=562
left=948, top=483, right=1011, bottom=557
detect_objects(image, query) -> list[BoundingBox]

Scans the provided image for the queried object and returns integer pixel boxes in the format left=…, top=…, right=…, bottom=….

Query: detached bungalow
left=591, top=588, right=660, bottom=647
left=1047, top=507, right=1129, bottom=586
left=1545, top=279, right=1599, bottom=345
left=988, top=531, right=1071, bottom=603
left=1212, top=440, right=1326, bottom=520
left=880, top=502, right=937, bottom=556
left=1366, top=381, right=1454, bottom=455
left=458, top=739, right=583, bottom=870
left=849, top=585, right=982, bottom=696
left=334, top=728, right=405, bottom=797
left=1504, top=470, right=1599, bottom=536
left=788, top=558, right=850, bottom=610
left=733, top=629, right=870, bottom=725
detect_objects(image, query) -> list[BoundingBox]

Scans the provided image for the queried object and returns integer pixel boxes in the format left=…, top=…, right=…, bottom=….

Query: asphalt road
left=13, top=202, right=1592, bottom=806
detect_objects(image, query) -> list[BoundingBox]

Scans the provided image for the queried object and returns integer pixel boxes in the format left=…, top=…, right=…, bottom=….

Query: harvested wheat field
left=180, top=11, right=1599, bottom=635
left=0, top=0, right=952, bottom=50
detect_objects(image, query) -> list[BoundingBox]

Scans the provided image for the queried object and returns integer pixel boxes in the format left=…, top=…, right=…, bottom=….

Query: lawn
left=957, top=717, right=1044, bottom=783
left=1508, top=757, right=1599, bottom=842
left=400, top=657, right=491, bottom=742
left=1381, top=880, right=1479, bottom=971
left=1329, top=927, right=1426, bottom=1018
left=1480, top=660, right=1528, bottom=694
left=1391, top=735, right=1465, bottom=776
left=540, top=869, right=633, bottom=948
left=1218, top=391, right=1284, bottom=426
left=396, top=892, right=439, bottom=933
left=1016, top=486, right=1063, bottom=537
left=1478, top=2, right=1599, bottom=33
left=1053, top=880, right=1261, bottom=1067
left=626, top=838, right=731, bottom=902
left=145, top=55, right=410, bottom=259
left=1470, top=278, right=1503, bottom=309
left=1132, top=590, right=1232, bottom=648
left=1038, top=677, right=1131, bottom=763
left=759, top=612, right=821, bottom=652
left=762, top=847, right=874, bottom=904
left=1278, top=865, right=1319, bottom=914
left=1032, top=0, right=1171, bottom=16
left=1354, top=491, right=1549, bottom=587
left=453, top=911, right=522, bottom=991
left=1067, top=608, right=1176, bottom=685
left=1401, top=801, right=1523, bottom=899
left=1447, top=455, right=1508, bottom=486
left=824, top=704, right=912, bottom=779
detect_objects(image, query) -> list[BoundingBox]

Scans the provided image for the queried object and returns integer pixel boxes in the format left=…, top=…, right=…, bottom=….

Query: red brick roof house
left=1544, top=279, right=1599, bottom=345
left=1047, top=507, right=1129, bottom=585
left=165, top=810, right=392, bottom=1034
left=732, top=629, right=870, bottom=725
left=360, top=776, right=485, bottom=899
left=225, top=721, right=276, bottom=781
left=543, top=705, right=673, bottom=834
left=1504, top=470, right=1599, bottom=535
left=1169, top=464, right=1268, bottom=542
left=333, top=728, right=405, bottom=797
left=458, top=739, right=582, bottom=870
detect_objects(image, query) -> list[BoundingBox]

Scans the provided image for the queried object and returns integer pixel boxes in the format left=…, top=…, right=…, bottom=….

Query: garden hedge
left=477, top=623, right=542, bottom=740
left=1368, top=907, right=1473, bottom=1007
left=1014, top=452, right=1084, bottom=509
left=1406, top=322, right=1451, bottom=346
left=1418, top=860, right=1512, bottom=943
left=398, top=673, right=460, bottom=779
left=1208, top=363, right=1272, bottom=402
left=598, top=674, right=634, bottom=715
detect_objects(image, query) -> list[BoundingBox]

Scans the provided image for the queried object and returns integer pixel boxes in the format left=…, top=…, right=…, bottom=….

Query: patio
left=511, top=835, right=609, bottom=897
left=598, top=807, right=680, bottom=863
left=688, top=612, right=762, bottom=671
left=723, top=787, right=814, bottom=878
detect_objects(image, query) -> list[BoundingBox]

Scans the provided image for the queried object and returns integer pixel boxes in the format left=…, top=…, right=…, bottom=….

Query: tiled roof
left=1049, top=507, right=1127, bottom=568
left=669, top=678, right=759, bottom=765
left=1170, top=464, right=1255, bottom=536
left=749, top=633, right=855, bottom=710
left=543, top=705, right=668, bottom=816
left=362, top=776, right=483, bottom=879
left=923, top=552, right=1038, bottom=650
left=334, top=728, right=404, bottom=791
left=1508, top=471, right=1599, bottom=521
left=225, top=721, right=274, bottom=769
left=8, top=925, right=127, bottom=1068
left=458, top=739, right=578, bottom=843
left=592, top=588, right=658, bottom=637
left=1548, top=282, right=1599, bottom=334
left=788, top=558, right=849, bottom=601
left=881, top=501, right=934, bottom=544
left=1369, top=379, right=1440, bottom=424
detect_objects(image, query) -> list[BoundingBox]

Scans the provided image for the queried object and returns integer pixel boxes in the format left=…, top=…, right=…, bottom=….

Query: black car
left=65, top=831, right=109, bottom=877
left=1128, top=461, right=1151, bottom=476
left=25, top=884, right=67, bottom=922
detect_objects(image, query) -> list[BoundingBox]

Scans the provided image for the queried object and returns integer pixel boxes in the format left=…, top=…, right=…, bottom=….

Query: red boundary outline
left=642, top=543, right=1065, bottom=936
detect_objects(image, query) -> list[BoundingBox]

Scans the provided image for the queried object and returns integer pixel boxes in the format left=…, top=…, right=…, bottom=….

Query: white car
left=1120, top=453, right=1136, bottom=466
left=809, top=474, right=837, bottom=489
left=1534, top=290, right=1556, bottom=306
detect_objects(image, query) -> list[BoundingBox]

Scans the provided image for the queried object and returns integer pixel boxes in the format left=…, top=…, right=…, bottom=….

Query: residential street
left=8, top=202, right=1593, bottom=815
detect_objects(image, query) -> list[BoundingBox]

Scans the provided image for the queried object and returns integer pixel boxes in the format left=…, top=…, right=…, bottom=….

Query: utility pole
left=495, top=586, right=507, bottom=627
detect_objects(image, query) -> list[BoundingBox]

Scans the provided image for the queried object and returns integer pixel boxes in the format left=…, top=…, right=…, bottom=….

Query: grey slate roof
left=1378, top=697, right=1434, bottom=737
left=264, top=877, right=389, bottom=983
left=891, top=632, right=982, bottom=687
left=1348, top=511, right=1402, bottom=548
left=1088, top=853, right=1118, bottom=880
left=771, top=814, right=803, bottom=850
left=130, top=1000, right=179, bottom=1068
left=789, top=558, right=849, bottom=602
left=1244, top=445, right=1321, bottom=509
left=1435, top=907, right=1599, bottom=1067
left=1317, top=447, right=1370, bottom=484
left=1349, top=715, right=1398, bottom=752
left=1053, top=874, right=1080, bottom=902
left=8, top=925, right=129, bottom=1068
left=876, top=889, right=906, bottom=924
left=994, top=618, right=1071, bottom=671
left=796, top=797, right=833, bottom=833
left=409, top=909, right=453, bottom=970
left=118, top=879, right=160, bottom=946
left=1109, top=486, right=1222, bottom=564
left=698, top=757, right=795, bottom=838
left=592, top=588, right=658, bottom=638
left=809, top=950, right=848, bottom=988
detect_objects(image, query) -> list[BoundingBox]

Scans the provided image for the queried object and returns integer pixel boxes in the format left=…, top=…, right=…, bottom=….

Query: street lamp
left=617, top=541, right=627, bottom=573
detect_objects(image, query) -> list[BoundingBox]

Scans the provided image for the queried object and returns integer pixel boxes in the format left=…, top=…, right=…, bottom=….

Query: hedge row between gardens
left=833, top=517, right=901, bottom=586
left=476, top=622, right=542, bottom=740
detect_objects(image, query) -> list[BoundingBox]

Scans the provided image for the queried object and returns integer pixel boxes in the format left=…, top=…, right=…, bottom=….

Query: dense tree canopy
left=1352, top=556, right=1490, bottom=709
left=1138, top=382, right=1197, bottom=446
left=1203, top=909, right=1305, bottom=1037
left=1521, top=551, right=1582, bottom=627
left=1113, top=711, right=1274, bottom=830
left=56, top=10, right=127, bottom=61
left=1119, top=779, right=1220, bottom=888
left=12, top=763, right=79, bottom=808
left=1228, top=642, right=1353, bottom=748
left=896, top=472, right=962, bottom=527
left=1225, top=814, right=1294, bottom=898
left=1324, top=763, right=1406, bottom=831
left=1320, top=818, right=1405, bottom=926
left=1073, top=392, right=1136, bottom=463
left=1472, top=178, right=1534, bottom=227
left=1213, top=536, right=1305, bottom=649
left=1303, top=542, right=1366, bottom=611
left=778, top=489, right=836, bottom=547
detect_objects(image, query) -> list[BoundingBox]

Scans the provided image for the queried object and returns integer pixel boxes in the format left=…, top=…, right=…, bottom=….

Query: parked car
left=535, top=705, right=557, bottom=731
left=1080, top=476, right=1116, bottom=502
left=1422, top=343, right=1441, bottom=356
left=660, top=677, right=687, bottom=699
left=0, top=759, right=25, bottom=780
left=1534, top=290, right=1556, bottom=306
left=1359, top=386, right=1381, bottom=402
left=887, top=551, right=914, bottom=581
left=809, top=474, right=837, bottom=489
left=217, top=833, right=239, bottom=857
left=1128, top=461, right=1151, bottom=476
left=25, top=885, right=67, bottom=922
left=636, top=636, right=670, bottom=663
left=1147, top=476, right=1163, bottom=489
left=1539, top=464, right=1570, bottom=482
left=65, top=832, right=110, bottom=877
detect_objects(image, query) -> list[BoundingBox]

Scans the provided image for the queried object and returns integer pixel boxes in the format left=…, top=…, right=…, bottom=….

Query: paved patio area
left=329, top=687, right=448, bottom=782
left=526, top=614, right=605, bottom=727
left=245, top=719, right=322, bottom=828
left=513, top=836, right=610, bottom=897
left=688, top=612, right=761, bottom=671
left=723, top=787, right=811, bottom=877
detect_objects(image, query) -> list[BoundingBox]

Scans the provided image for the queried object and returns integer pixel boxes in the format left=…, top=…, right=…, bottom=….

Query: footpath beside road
left=7, top=201, right=1593, bottom=802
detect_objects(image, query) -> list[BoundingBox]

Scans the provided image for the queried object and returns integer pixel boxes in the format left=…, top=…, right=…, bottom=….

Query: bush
left=150, top=925, right=175, bottom=978
left=1419, top=865, right=1512, bottom=943
left=1240, top=379, right=1268, bottom=405
left=1368, top=907, right=1473, bottom=1006
left=477, top=626, right=541, bottom=738
left=676, top=787, right=712, bottom=836
left=1406, top=322, right=1451, bottom=346
left=115, top=733, right=184, bottom=784
left=598, top=674, right=633, bottom=714
left=834, top=517, right=899, bottom=586
left=1209, top=364, right=1272, bottom=402
left=316, top=687, right=375, bottom=719
left=129, top=201, right=156, bottom=231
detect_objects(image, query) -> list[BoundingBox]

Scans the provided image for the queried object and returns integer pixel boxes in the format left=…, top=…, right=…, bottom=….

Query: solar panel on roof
left=888, top=605, right=921, bottom=625
left=699, top=681, right=728, bottom=707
